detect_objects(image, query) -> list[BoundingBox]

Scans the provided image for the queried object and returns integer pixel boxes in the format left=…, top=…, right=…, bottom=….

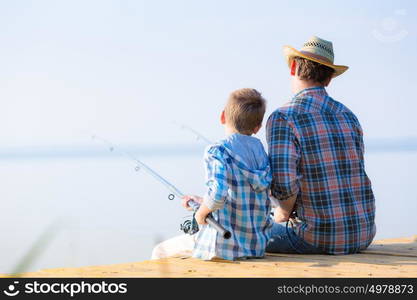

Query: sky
left=0, top=0, right=416, bottom=149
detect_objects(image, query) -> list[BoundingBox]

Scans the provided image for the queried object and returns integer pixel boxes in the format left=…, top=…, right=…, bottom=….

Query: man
left=266, top=36, right=376, bottom=255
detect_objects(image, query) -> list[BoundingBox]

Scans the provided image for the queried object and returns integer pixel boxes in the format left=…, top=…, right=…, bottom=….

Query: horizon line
left=1, top=137, right=417, bottom=159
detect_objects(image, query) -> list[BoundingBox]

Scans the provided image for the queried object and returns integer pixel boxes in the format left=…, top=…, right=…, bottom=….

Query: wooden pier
left=6, top=235, right=417, bottom=278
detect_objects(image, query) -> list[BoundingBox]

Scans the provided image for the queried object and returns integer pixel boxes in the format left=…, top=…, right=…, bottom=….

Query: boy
left=152, top=88, right=273, bottom=260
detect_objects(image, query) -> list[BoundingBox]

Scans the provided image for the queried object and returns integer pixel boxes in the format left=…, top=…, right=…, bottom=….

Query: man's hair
left=294, top=56, right=335, bottom=84
left=225, top=88, right=266, bottom=134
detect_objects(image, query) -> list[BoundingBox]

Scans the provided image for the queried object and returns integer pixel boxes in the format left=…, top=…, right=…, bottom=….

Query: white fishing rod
left=172, top=122, right=213, bottom=144
left=92, top=135, right=231, bottom=239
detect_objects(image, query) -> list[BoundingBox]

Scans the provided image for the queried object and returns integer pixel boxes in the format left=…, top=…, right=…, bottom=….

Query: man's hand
left=181, top=195, right=203, bottom=211
left=271, top=194, right=297, bottom=223
left=273, top=206, right=291, bottom=223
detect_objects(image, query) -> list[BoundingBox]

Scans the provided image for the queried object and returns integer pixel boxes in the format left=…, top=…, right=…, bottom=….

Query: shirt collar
left=291, top=86, right=327, bottom=101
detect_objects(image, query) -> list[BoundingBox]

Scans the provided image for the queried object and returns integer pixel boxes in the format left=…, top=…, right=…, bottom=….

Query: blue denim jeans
left=266, top=223, right=325, bottom=254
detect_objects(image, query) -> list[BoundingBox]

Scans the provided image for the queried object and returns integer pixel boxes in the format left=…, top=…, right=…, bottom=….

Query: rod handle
left=188, top=200, right=231, bottom=239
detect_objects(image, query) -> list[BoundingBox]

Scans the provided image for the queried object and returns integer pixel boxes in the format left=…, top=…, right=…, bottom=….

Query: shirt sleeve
left=202, top=146, right=229, bottom=211
left=355, top=116, right=365, bottom=158
left=348, top=112, right=365, bottom=159
left=266, top=112, right=300, bottom=201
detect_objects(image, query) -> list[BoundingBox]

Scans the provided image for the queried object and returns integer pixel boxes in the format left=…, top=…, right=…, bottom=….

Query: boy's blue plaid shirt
left=266, top=87, right=376, bottom=254
left=193, top=135, right=273, bottom=260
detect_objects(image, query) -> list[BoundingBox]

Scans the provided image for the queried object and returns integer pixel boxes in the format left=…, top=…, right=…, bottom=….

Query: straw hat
left=283, top=36, right=348, bottom=77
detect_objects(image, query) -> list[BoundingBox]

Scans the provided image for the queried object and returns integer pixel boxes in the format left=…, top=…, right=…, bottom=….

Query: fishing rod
left=172, top=122, right=213, bottom=144
left=92, top=135, right=231, bottom=239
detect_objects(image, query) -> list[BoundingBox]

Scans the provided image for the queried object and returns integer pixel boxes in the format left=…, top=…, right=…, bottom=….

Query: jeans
left=266, top=223, right=325, bottom=254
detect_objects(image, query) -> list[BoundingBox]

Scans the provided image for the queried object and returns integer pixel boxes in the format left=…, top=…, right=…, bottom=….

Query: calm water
left=1, top=150, right=416, bottom=273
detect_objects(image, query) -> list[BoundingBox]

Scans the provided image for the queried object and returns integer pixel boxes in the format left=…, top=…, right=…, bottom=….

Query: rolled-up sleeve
left=266, top=112, right=300, bottom=200
left=202, top=146, right=229, bottom=211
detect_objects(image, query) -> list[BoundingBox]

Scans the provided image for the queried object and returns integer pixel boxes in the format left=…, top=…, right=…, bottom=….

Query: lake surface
left=1, top=150, right=416, bottom=273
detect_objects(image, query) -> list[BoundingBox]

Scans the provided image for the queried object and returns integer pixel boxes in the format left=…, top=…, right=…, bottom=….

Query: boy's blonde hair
left=224, top=88, right=266, bottom=135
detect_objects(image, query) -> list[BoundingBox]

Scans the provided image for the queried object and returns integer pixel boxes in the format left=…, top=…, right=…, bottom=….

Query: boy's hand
left=194, top=208, right=209, bottom=225
left=194, top=203, right=213, bottom=225
left=181, top=195, right=203, bottom=211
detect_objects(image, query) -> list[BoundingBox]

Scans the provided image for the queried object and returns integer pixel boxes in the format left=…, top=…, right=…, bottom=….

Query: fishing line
left=92, top=135, right=182, bottom=201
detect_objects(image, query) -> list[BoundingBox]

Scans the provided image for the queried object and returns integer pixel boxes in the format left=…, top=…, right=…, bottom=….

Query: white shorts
left=151, top=234, right=196, bottom=260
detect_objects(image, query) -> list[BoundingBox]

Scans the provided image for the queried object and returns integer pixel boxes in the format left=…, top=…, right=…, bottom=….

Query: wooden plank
left=3, top=235, right=417, bottom=278
left=361, top=235, right=417, bottom=257
left=12, top=253, right=417, bottom=278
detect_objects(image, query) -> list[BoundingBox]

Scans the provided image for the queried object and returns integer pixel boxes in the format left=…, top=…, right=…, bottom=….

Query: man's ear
left=290, top=60, right=297, bottom=76
left=220, top=110, right=226, bottom=124
left=253, top=124, right=262, bottom=134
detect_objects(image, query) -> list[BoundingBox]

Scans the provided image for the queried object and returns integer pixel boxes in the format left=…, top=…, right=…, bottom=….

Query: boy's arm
left=266, top=112, right=300, bottom=219
left=196, top=147, right=229, bottom=224
left=194, top=203, right=213, bottom=225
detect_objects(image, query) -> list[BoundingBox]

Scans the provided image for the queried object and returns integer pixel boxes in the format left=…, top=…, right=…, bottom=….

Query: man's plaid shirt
left=266, top=87, right=376, bottom=254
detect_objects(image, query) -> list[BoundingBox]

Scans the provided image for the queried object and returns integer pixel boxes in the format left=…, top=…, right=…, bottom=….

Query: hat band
left=300, top=51, right=333, bottom=64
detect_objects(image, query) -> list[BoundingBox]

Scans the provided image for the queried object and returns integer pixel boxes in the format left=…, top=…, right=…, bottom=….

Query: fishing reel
left=168, top=192, right=198, bottom=235
left=180, top=215, right=199, bottom=235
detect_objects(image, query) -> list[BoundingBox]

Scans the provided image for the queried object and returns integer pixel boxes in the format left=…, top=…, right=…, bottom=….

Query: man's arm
left=266, top=112, right=300, bottom=221
left=273, top=194, right=297, bottom=222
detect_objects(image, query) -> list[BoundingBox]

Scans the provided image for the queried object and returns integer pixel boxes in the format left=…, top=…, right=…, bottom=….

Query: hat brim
left=283, top=45, right=348, bottom=78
